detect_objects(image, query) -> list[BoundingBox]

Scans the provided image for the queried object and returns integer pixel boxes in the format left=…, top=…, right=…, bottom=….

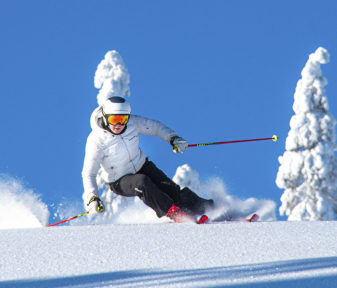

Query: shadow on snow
left=2, top=256, right=337, bottom=288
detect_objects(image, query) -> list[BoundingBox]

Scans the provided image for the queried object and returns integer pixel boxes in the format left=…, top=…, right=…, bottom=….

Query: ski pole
left=47, top=211, right=89, bottom=227
left=188, top=135, right=278, bottom=148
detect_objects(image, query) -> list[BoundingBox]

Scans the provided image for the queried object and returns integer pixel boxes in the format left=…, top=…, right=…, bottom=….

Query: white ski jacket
left=82, top=107, right=177, bottom=203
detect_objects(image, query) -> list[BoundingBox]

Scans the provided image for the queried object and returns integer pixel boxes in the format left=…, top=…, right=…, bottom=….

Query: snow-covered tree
left=94, top=50, right=130, bottom=106
left=276, top=47, right=337, bottom=220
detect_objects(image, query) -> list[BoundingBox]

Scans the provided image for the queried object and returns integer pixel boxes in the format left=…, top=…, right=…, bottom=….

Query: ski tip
left=246, top=214, right=259, bottom=222
left=272, top=135, right=278, bottom=142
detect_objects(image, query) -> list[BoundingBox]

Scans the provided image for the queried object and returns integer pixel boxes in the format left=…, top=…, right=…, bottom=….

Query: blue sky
left=1, top=0, right=337, bottom=220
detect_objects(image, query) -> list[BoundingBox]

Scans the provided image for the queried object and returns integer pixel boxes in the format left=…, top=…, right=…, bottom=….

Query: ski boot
left=196, top=215, right=209, bottom=224
left=167, top=205, right=192, bottom=223
left=167, top=205, right=209, bottom=224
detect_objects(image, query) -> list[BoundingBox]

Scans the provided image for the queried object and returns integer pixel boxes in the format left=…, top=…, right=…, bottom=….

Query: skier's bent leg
left=139, top=160, right=214, bottom=215
left=110, top=174, right=174, bottom=217
left=138, top=160, right=182, bottom=203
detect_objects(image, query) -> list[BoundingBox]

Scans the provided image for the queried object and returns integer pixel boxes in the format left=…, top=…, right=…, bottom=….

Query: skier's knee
left=134, top=174, right=151, bottom=187
left=133, top=174, right=154, bottom=197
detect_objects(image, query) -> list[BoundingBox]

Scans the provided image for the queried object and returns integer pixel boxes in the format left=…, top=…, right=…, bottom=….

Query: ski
left=174, top=213, right=259, bottom=224
left=227, top=213, right=259, bottom=223
left=246, top=213, right=259, bottom=222
left=197, top=213, right=259, bottom=224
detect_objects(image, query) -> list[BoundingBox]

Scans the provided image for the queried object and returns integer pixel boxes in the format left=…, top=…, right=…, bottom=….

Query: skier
left=82, top=96, right=213, bottom=223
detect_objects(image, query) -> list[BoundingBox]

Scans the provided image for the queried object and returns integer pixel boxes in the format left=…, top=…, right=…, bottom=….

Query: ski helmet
left=102, top=96, right=131, bottom=115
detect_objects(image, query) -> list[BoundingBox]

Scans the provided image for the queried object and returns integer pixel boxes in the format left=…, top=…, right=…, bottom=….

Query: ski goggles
left=104, top=114, right=130, bottom=126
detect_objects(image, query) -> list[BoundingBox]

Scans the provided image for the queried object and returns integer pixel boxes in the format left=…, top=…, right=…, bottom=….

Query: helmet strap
left=101, top=108, right=109, bottom=126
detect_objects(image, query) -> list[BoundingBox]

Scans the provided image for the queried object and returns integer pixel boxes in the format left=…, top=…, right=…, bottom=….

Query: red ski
left=246, top=213, right=259, bottom=222
left=199, top=213, right=259, bottom=224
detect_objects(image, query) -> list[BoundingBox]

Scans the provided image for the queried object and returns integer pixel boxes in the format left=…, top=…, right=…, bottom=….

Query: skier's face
left=109, top=123, right=125, bottom=134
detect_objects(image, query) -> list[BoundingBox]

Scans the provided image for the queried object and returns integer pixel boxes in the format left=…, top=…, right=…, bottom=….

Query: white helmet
left=102, top=96, right=131, bottom=115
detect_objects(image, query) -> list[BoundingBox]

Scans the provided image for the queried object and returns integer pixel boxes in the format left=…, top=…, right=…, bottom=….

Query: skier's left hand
left=87, top=196, right=105, bottom=214
left=170, top=136, right=188, bottom=153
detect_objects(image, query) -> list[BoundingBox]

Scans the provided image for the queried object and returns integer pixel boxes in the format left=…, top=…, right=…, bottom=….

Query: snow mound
left=173, top=164, right=276, bottom=221
left=83, top=195, right=167, bottom=226
left=0, top=175, right=49, bottom=229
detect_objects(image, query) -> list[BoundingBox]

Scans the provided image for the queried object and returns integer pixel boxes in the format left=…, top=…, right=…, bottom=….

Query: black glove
left=87, top=196, right=105, bottom=214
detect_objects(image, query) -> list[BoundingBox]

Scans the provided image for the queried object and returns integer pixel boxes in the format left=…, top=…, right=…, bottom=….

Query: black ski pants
left=109, top=159, right=211, bottom=217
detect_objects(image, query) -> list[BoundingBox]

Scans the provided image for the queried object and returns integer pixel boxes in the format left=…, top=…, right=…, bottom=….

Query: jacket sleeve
left=81, top=132, right=104, bottom=204
left=132, top=115, right=177, bottom=143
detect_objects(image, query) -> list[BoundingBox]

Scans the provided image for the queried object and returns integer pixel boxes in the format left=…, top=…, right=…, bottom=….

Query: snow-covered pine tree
left=94, top=50, right=130, bottom=105
left=276, top=47, right=337, bottom=220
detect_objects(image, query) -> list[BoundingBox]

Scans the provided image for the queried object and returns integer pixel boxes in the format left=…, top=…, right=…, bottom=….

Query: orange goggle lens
left=106, top=114, right=129, bottom=125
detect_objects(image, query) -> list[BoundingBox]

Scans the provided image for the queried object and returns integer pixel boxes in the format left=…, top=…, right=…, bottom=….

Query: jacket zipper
left=120, top=135, right=137, bottom=173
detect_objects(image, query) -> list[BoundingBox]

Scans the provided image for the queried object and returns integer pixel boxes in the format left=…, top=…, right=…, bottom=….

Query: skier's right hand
left=87, top=196, right=105, bottom=214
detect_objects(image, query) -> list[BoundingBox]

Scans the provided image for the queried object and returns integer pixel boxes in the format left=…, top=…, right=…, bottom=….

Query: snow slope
left=1, top=221, right=337, bottom=288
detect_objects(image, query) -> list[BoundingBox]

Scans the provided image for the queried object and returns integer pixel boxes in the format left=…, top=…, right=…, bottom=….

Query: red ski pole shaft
left=188, top=135, right=278, bottom=148
left=47, top=211, right=89, bottom=227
